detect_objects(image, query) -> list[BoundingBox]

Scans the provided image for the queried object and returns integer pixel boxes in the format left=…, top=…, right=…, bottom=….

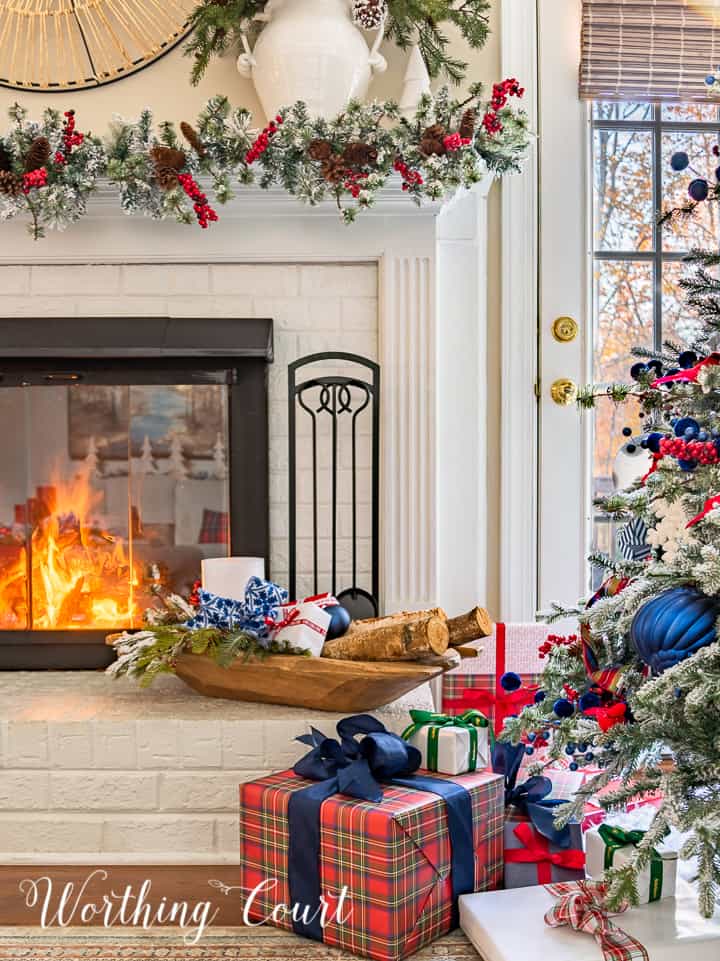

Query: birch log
left=321, top=615, right=449, bottom=661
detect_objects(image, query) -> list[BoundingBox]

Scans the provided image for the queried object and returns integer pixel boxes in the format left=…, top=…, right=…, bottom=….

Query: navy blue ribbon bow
left=492, top=741, right=573, bottom=848
left=288, top=714, right=475, bottom=941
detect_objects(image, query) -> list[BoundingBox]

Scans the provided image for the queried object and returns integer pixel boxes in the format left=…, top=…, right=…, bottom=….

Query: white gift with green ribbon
left=401, top=709, right=493, bottom=775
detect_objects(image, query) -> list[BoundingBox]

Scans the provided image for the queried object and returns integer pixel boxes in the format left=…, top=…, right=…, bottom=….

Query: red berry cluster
left=443, top=132, right=472, bottom=152
left=344, top=170, right=369, bottom=198
left=176, top=172, right=218, bottom=229
left=246, top=115, right=283, bottom=164
left=482, top=76, right=525, bottom=138
left=563, top=682, right=579, bottom=701
left=54, top=110, right=84, bottom=166
left=394, top=158, right=424, bottom=191
left=177, top=172, right=218, bottom=229
left=22, top=167, right=48, bottom=193
left=659, top=436, right=719, bottom=466
left=188, top=579, right=202, bottom=607
left=538, top=633, right=580, bottom=659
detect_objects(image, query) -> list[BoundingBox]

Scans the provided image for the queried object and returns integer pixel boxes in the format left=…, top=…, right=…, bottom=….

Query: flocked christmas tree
left=503, top=145, right=720, bottom=918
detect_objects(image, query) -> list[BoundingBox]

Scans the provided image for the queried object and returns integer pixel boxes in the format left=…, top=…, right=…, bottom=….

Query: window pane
left=594, top=129, right=654, bottom=251
left=663, top=260, right=706, bottom=346
left=593, top=259, right=654, bottom=383
left=593, top=102, right=654, bottom=121
left=661, top=103, right=720, bottom=123
left=662, top=131, right=720, bottom=251
left=591, top=396, right=648, bottom=581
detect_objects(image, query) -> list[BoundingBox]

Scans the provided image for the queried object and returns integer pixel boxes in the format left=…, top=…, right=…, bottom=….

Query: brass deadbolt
left=552, top=316, right=579, bottom=343
left=550, top=378, right=578, bottom=406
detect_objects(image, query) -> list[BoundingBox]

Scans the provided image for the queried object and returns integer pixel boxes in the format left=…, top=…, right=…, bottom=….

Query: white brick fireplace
left=0, top=178, right=493, bottom=863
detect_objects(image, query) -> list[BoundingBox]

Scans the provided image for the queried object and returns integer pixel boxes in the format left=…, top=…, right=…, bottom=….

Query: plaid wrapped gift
left=239, top=766, right=504, bottom=961
left=198, top=508, right=229, bottom=544
left=442, top=623, right=549, bottom=736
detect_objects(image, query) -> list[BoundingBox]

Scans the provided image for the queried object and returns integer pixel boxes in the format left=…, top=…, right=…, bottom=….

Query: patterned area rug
left=0, top=927, right=481, bottom=959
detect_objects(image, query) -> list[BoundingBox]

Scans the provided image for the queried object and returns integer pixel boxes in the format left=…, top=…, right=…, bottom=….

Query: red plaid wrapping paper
left=441, top=622, right=550, bottom=735
left=198, top=508, right=229, bottom=544
left=239, top=768, right=504, bottom=961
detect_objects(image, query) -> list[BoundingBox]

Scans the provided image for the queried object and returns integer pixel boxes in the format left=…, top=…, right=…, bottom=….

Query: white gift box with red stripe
left=268, top=598, right=333, bottom=656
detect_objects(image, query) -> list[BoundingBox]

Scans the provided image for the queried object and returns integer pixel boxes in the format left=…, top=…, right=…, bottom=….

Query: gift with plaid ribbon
left=458, top=876, right=720, bottom=961
left=441, top=623, right=547, bottom=736
left=493, top=741, right=585, bottom=889
left=239, top=714, right=504, bottom=961
left=544, top=879, right=649, bottom=960
left=400, top=709, right=493, bottom=775
left=585, top=820, right=678, bottom=903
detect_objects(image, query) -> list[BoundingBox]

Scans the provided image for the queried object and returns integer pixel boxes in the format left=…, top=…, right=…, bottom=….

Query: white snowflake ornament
left=646, top=497, right=693, bottom=563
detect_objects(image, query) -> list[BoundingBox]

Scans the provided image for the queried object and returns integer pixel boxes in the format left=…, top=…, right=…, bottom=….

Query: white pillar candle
left=201, top=557, right=266, bottom=601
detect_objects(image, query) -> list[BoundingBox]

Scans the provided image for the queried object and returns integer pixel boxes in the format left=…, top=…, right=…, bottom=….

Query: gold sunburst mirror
left=0, top=0, right=196, bottom=91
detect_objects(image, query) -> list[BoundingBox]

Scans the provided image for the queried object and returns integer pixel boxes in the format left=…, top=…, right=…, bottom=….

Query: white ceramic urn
left=237, top=0, right=387, bottom=120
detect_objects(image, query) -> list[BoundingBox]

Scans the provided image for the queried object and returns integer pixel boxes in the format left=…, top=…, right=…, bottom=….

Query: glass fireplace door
left=0, top=378, right=230, bottom=633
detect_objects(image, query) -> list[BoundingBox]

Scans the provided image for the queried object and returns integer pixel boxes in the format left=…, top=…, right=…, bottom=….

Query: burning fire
left=0, top=471, right=142, bottom=630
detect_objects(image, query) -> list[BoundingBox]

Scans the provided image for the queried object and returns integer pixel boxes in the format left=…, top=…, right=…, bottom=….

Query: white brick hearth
left=0, top=672, right=430, bottom=864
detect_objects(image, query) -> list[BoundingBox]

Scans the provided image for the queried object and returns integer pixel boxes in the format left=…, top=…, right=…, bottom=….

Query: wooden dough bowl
left=174, top=653, right=446, bottom=712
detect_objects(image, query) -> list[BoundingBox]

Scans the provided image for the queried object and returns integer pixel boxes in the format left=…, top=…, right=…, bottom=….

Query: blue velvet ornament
left=674, top=417, right=700, bottom=437
left=646, top=432, right=664, bottom=454
left=647, top=360, right=663, bottom=376
left=670, top=151, right=690, bottom=171
left=578, top=691, right=601, bottom=712
left=325, top=604, right=352, bottom=640
left=569, top=761, right=579, bottom=771
left=565, top=742, right=576, bottom=755
left=630, top=362, right=648, bottom=381
left=678, top=459, right=697, bottom=472
left=689, top=178, right=710, bottom=202
left=679, top=350, right=698, bottom=369
left=500, top=671, right=522, bottom=692
left=534, top=690, right=546, bottom=703
left=553, top=698, right=574, bottom=719
left=630, top=586, right=720, bottom=674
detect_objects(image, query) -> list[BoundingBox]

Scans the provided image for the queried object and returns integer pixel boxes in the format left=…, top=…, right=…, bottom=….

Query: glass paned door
left=589, top=102, right=720, bottom=588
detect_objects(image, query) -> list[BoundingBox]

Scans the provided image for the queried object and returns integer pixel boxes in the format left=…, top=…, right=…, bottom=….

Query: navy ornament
left=325, top=603, right=352, bottom=640
left=630, top=586, right=720, bottom=673
left=670, top=151, right=690, bottom=171
left=689, top=178, right=710, bottom=202
left=500, top=671, right=522, bottom=692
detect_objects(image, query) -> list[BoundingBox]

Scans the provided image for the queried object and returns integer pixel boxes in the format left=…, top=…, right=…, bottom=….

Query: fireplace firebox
left=0, top=317, right=272, bottom=670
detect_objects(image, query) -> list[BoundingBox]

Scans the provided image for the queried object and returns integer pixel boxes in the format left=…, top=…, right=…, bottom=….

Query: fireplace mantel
left=1, top=176, right=494, bottom=619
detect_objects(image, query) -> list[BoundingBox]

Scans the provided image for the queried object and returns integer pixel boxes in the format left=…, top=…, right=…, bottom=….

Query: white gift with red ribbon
left=266, top=593, right=338, bottom=656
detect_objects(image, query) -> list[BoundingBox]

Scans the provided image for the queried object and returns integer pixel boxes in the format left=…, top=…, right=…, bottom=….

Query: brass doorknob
left=550, top=378, right=578, bottom=406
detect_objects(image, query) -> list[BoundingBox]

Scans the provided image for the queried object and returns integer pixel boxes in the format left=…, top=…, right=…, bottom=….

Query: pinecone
left=0, top=170, right=22, bottom=196
left=419, top=123, right=447, bottom=157
left=352, top=0, right=386, bottom=30
left=459, top=109, right=477, bottom=141
left=149, top=145, right=186, bottom=171
left=342, top=142, right=378, bottom=167
left=154, top=165, right=180, bottom=190
left=24, top=136, right=50, bottom=172
left=0, top=139, right=12, bottom=172
left=308, top=138, right=333, bottom=162
left=321, top=155, right=348, bottom=184
left=180, top=122, right=207, bottom=158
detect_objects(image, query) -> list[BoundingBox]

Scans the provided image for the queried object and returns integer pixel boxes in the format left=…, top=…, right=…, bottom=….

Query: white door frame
left=500, top=0, right=540, bottom=620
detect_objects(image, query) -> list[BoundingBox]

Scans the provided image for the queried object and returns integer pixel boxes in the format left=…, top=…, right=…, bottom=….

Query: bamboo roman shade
left=580, top=0, right=720, bottom=102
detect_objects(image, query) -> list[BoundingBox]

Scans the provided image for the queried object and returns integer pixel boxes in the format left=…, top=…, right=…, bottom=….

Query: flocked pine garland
left=0, top=81, right=528, bottom=240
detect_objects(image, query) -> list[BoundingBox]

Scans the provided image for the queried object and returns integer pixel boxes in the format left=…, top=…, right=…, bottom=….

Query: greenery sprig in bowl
left=185, top=0, right=491, bottom=85
left=107, top=591, right=309, bottom=688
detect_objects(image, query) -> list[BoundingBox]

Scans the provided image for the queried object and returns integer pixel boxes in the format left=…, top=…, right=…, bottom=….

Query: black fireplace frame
left=0, top=316, right=273, bottom=670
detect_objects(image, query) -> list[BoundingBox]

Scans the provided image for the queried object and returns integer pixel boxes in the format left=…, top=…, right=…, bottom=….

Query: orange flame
left=0, top=471, right=141, bottom=630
